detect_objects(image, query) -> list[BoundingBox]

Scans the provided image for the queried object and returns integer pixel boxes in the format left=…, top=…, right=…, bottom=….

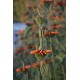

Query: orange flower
left=26, top=5, right=33, bottom=9
left=23, top=46, right=28, bottom=50
left=32, top=62, right=40, bottom=68
left=16, top=60, right=54, bottom=72
left=25, top=65, right=31, bottom=69
left=30, top=49, right=52, bottom=55
left=15, top=48, right=23, bottom=54
left=30, top=50, right=39, bottom=54
left=18, top=30, right=24, bottom=35
left=45, top=50, right=52, bottom=53
left=53, top=0, right=58, bottom=7
left=53, top=16, right=59, bottom=20
left=16, top=65, right=31, bottom=72
left=51, top=31, right=59, bottom=35
left=44, top=31, right=59, bottom=37
left=32, top=59, right=54, bottom=68
left=16, top=68, right=20, bottom=72
left=16, top=67, right=25, bottom=72
left=38, top=3, right=42, bottom=9
left=53, top=24, right=62, bottom=29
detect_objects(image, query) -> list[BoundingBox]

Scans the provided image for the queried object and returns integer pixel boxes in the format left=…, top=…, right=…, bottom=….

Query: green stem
left=39, top=27, right=44, bottom=50
left=50, top=37, right=54, bottom=58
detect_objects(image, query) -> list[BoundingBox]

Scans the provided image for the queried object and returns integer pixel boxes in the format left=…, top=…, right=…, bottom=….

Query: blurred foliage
left=13, top=0, right=66, bottom=80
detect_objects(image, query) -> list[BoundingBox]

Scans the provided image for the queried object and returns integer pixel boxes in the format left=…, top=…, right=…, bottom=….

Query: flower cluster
left=15, top=45, right=36, bottom=54
left=34, top=30, right=60, bottom=38
left=44, top=31, right=59, bottom=37
left=30, top=49, right=52, bottom=55
left=16, top=65, right=31, bottom=72
left=16, top=59, right=54, bottom=72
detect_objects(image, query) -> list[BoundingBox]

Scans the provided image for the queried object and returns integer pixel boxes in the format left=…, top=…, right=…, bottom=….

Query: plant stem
left=39, top=27, right=43, bottom=50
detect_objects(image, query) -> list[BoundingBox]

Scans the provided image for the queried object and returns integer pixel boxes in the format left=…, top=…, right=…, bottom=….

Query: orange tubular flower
left=45, top=50, right=52, bottom=53
left=16, top=65, right=31, bottom=72
left=16, top=67, right=25, bottom=72
left=16, top=60, right=54, bottom=72
left=32, top=59, right=54, bottom=68
left=53, top=24, right=62, bottom=29
left=25, top=65, right=31, bottom=69
left=30, top=49, right=52, bottom=55
left=15, top=48, right=23, bottom=54
left=16, top=68, right=21, bottom=72
left=44, top=31, right=59, bottom=37
left=18, top=30, right=24, bottom=35
left=23, top=46, right=28, bottom=50
left=32, top=62, right=40, bottom=68
left=53, top=16, right=59, bottom=20
left=51, top=31, right=59, bottom=35
left=30, top=50, right=39, bottom=54
left=38, top=3, right=42, bottom=9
